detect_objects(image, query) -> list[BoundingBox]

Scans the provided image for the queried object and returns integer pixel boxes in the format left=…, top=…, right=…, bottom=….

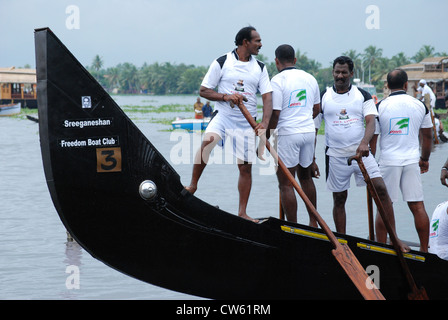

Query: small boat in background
left=171, top=117, right=210, bottom=131
left=0, top=102, right=21, bottom=116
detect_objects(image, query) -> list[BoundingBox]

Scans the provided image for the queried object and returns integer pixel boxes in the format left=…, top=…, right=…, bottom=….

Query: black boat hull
left=35, top=28, right=448, bottom=300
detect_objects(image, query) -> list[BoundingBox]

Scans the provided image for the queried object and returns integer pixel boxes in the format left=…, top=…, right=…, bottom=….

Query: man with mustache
left=320, top=56, right=408, bottom=252
left=185, top=26, right=273, bottom=222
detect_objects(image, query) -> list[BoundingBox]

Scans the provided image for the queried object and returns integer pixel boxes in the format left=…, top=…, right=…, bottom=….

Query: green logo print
left=433, top=219, right=439, bottom=232
left=389, top=117, right=409, bottom=135
left=296, top=90, right=306, bottom=101
left=396, top=118, right=409, bottom=129
left=289, top=89, right=307, bottom=107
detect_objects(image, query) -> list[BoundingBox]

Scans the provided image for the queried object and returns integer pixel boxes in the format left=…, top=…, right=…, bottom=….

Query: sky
left=1, top=0, right=447, bottom=70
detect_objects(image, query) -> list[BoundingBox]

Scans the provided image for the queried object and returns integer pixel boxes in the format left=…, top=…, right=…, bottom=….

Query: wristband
left=222, top=93, right=227, bottom=101
left=420, top=156, right=429, bottom=162
left=442, top=167, right=448, bottom=171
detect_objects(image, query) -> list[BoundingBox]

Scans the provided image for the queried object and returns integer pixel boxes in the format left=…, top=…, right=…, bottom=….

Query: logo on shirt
left=338, top=108, right=349, bottom=120
left=430, top=219, right=440, bottom=238
left=234, top=80, right=245, bottom=92
left=288, top=89, right=306, bottom=108
left=388, top=117, right=409, bottom=135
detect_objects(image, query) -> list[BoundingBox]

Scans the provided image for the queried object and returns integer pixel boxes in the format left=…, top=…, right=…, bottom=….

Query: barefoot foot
left=184, top=185, right=197, bottom=195
left=239, top=213, right=259, bottom=223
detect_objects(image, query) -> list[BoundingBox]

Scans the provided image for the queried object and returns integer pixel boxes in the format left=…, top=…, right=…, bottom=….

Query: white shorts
left=379, top=163, right=424, bottom=202
left=277, top=132, right=315, bottom=168
left=205, top=112, right=256, bottom=163
left=326, top=153, right=382, bottom=192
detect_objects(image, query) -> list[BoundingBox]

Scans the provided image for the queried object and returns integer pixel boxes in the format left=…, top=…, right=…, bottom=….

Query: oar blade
left=332, top=244, right=385, bottom=300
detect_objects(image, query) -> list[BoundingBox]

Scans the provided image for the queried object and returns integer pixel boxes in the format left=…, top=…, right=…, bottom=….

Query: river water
left=1, top=95, right=447, bottom=300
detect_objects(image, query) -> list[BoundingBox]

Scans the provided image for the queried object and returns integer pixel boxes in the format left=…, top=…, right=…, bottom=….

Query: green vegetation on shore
left=88, top=45, right=447, bottom=95
left=15, top=103, right=447, bottom=135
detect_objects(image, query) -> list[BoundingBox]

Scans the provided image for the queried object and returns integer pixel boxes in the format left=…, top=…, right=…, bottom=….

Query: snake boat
left=35, top=27, right=448, bottom=300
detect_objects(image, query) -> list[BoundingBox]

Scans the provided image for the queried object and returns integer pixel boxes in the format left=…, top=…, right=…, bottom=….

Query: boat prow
left=34, top=27, right=448, bottom=300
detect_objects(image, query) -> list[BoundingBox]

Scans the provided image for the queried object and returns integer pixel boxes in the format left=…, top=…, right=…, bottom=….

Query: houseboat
left=0, top=67, right=37, bottom=108
left=382, top=57, right=448, bottom=109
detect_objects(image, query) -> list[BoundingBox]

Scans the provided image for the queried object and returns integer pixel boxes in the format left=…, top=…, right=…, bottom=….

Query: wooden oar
left=366, top=188, right=375, bottom=241
left=348, top=155, right=429, bottom=300
left=234, top=101, right=385, bottom=300
left=430, top=109, right=439, bottom=144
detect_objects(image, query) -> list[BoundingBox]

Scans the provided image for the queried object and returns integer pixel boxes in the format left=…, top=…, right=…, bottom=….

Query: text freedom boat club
left=59, top=118, right=118, bottom=148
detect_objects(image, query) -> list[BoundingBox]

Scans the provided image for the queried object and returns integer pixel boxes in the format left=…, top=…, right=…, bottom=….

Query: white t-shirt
left=429, top=201, right=448, bottom=260
left=201, top=50, right=272, bottom=120
left=419, top=84, right=436, bottom=108
left=321, top=85, right=377, bottom=157
left=271, top=67, right=320, bottom=135
left=376, top=91, right=433, bottom=166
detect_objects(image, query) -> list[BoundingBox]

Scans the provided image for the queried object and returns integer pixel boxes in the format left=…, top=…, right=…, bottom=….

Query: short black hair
left=275, top=44, right=295, bottom=64
left=333, top=56, right=354, bottom=72
left=235, top=26, right=256, bottom=46
left=387, top=69, right=408, bottom=89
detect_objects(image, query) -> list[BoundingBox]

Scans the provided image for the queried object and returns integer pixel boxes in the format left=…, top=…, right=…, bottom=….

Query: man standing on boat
left=266, top=44, right=320, bottom=225
left=374, top=69, right=433, bottom=252
left=320, top=56, right=408, bottom=251
left=185, top=26, right=273, bottom=222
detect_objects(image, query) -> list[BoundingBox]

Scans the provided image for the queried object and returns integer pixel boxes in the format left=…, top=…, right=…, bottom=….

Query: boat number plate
left=96, top=147, right=122, bottom=173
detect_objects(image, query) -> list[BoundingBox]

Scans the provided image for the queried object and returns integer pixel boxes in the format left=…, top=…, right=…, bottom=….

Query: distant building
left=382, top=57, right=448, bottom=108
left=0, top=67, right=37, bottom=108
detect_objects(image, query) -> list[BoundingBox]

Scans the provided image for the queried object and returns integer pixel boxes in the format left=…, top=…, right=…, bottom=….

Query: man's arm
left=255, top=93, right=274, bottom=160
left=312, top=103, right=320, bottom=119
left=199, top=86, right=245, bottom=105
left=265, top=109, right=279, bottom=140
left=357, top=114, right=376, bottom=157
left=255, top=91, right=273, bottom=136
left=419, top=127, right=432, bottom=173
left=441, top=158, right=448, bottom=187
left=370, top=134, right=378, bottom=157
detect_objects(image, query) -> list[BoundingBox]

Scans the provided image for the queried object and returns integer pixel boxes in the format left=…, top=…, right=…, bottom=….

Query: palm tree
left=295, top=48, right=321, bottom=76
left=118, top=62, right=139, bottom=94
left=363, top=46, right=383, bottom=84
left=412, top=45, right=435, bottom=63
left=177, top=66, right=208, bottom=94
left=390, top=52, right=411, bottom=68
left=92, top=55, right=104, bottom=71
left=342, top=49, right=363, bottom=80
left=371, top=57, right=392, bottom=83
left=104, top=67, right=119, bottom=92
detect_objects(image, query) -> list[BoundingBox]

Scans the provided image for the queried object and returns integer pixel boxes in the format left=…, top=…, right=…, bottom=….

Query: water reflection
left=59, top=237, right=83, bottom=299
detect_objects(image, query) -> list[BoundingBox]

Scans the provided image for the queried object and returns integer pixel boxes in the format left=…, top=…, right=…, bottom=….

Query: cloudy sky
left=1, top=0, right=447, bottom=69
